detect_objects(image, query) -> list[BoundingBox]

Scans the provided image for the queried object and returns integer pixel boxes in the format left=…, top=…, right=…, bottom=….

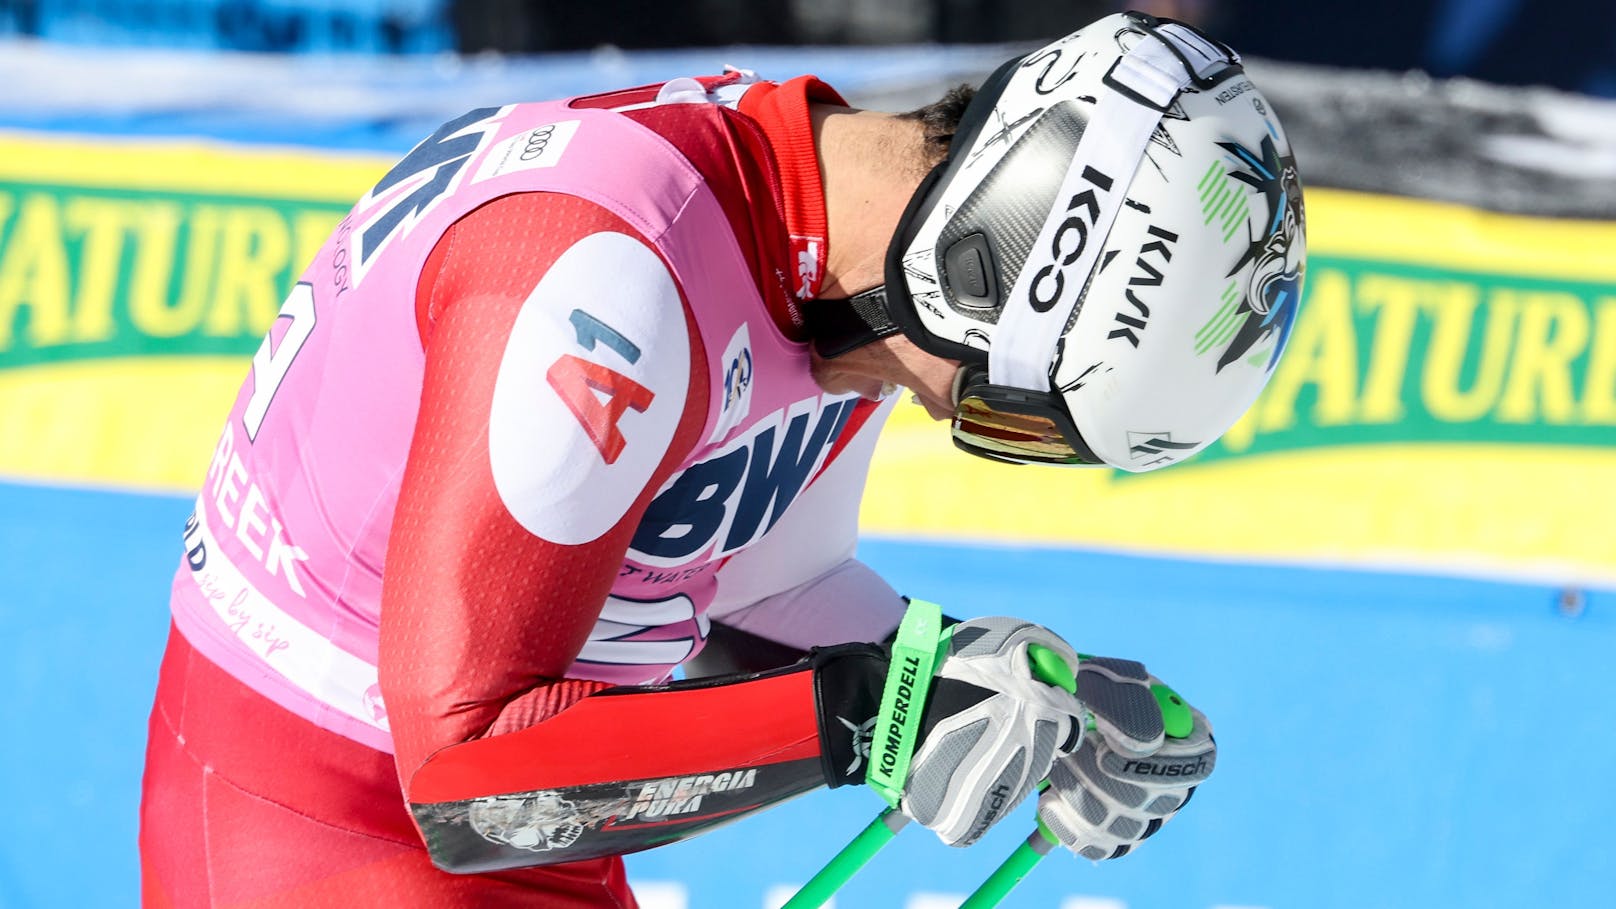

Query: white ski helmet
left=812, top=12, right=1306, bottom=471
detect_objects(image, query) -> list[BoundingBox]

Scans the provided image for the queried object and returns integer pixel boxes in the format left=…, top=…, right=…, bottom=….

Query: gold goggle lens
left=950, top=395, right=1083, bottom=463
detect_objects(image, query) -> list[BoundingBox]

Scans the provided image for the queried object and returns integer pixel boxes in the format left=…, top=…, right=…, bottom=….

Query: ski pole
left=782, top=641, right=1077, bottom=908
left=957, top=821, right=1059, bottom=909
left=778, top=807, right=909, bottom=909
left=956, top=682, right=1198, bottom=908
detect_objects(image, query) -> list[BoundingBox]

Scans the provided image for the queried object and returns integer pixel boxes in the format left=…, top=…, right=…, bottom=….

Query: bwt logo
left=630, top=395, right=858, bottom=565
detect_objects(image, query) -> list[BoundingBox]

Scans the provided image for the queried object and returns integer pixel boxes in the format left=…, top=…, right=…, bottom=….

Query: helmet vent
left=935, top=101, right=1089, bottom=325
left=942, top=233, right=998, bottom=311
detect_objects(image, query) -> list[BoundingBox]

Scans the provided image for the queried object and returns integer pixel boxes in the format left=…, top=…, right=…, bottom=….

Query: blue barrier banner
left=3, top=0, right=453, bottom=53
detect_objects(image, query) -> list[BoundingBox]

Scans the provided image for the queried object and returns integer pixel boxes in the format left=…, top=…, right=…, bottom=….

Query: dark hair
left=899, top=84, right=977, bottom=167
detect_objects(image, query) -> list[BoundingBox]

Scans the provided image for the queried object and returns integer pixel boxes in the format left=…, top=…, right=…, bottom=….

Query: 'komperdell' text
left=877, top=655, right=923, bottom=776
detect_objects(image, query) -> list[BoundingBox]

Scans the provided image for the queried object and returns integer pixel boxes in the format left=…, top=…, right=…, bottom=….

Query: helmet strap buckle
left=805, top=285, right=903, bottom=359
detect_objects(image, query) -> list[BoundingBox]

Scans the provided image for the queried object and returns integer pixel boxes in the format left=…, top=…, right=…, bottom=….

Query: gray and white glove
left=897, top=617, right=1088, bottom=846
left=1037, top=657, right=1216, bottom=860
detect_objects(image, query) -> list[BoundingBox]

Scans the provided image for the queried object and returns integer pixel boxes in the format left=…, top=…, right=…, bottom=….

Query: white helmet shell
left=883, top=12, right=1306, bottom=471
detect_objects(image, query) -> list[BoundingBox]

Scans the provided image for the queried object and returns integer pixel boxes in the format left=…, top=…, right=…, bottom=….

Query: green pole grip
left=1152, top=683, right=1194, bottom=739
left=780, top=808, right=910, bottom=909
left=1027, top=643, right=1076, bottom=693
left=957, top=822, right=1058, bottom=909
left=953, top=664, right=1192, bottom=909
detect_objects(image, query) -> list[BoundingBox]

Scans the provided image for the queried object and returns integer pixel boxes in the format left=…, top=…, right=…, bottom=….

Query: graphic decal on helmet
left=1144, top=105, right=1188, bottom=169
left=1025, top=43, right=1085, bottom=95
left=1055, top=356, right=1103, bottom=397
left=1127, top=432, right=1201, bottom=463
left=964, top=105, right=1047, bottom=170
left=856, top=10, right=1303, bottom=471
left=1209, top=133, right=1305, bottom=372
left=898, top=250, right=949, bottom=320
left=1198, top=159, right=1254, bottom=243
left=1192, top=280, right=1246, bottom=358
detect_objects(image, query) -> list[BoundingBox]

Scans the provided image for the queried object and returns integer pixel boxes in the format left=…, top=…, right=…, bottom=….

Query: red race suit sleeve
left=379, top=191, right=876, bottom=873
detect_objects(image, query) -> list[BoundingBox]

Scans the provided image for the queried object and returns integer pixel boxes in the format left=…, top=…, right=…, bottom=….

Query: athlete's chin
left=915, top=395, right=953, bottom=421
left=845, top=380, right=890, bottom=403
left=807, top=357, right=881, bottom=401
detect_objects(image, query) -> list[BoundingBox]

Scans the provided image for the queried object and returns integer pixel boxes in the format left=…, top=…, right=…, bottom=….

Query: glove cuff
left=809, top=643, right=887, bottom=788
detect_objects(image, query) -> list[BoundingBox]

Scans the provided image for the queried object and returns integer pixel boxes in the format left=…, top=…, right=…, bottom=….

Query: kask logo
left=1107, top=225, right=1180, bottom=347
left=630, top=394, right=859, bottom=566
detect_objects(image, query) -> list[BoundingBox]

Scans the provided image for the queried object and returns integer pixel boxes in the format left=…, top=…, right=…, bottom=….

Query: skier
left=140, top=11, right=1303, bottom=907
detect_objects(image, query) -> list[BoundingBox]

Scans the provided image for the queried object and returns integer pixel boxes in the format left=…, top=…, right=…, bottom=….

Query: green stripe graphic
left=1195, top=281, right=1244, bottom=354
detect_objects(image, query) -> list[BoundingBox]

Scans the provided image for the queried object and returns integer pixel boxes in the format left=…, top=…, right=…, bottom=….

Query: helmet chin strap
left=950, top=363, right=974, bottom=407
left=803, top=285, right=903, bottom=358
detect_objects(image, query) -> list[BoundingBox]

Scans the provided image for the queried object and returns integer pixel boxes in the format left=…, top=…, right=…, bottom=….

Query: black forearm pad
left=682, top=621, right=811, bottom=678
left=811, top=642, right=888, bottom=788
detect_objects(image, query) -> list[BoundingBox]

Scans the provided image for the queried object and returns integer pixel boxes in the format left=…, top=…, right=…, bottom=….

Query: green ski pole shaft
left=779, top=807, right=910, bottom=909
left=945, top=643, right=1074, bottom=908
left=957, top=822, right=1058, bottom=909
left=782, top=639, right=1079, bottom=909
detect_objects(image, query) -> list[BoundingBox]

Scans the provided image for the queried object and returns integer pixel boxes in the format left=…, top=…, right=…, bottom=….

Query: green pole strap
left=958, top=820, right=1059, bottom=909
left=865, top=598, right=944, bottom=808
left=779, top=808, right=910, bottom=909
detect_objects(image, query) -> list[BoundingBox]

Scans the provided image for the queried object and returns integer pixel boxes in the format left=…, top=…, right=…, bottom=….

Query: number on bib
left=243, top=282, right=316, bottom=441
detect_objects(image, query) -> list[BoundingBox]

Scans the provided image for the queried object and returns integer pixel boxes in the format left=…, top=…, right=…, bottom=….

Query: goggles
left=948, top=367, right=1102, bottom=466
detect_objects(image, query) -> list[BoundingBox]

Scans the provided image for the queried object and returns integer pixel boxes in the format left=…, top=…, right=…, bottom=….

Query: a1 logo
left=487, top=231, right=690, bottom=547
left=547, top=309, right=654, bottom=465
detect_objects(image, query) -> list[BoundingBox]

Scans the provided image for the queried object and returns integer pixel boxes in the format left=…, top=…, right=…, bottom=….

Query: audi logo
left=518, top=125, right=559, bottom=161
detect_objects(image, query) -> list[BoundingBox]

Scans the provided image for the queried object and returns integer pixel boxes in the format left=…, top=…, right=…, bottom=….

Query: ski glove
left=814, top=605, right=1087, bottom=847
left=1037, top=658, right=1216, bottom=861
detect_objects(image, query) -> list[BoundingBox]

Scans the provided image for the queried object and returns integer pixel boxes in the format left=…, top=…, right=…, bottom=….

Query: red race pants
left=139, top=624, right=638, bottom=908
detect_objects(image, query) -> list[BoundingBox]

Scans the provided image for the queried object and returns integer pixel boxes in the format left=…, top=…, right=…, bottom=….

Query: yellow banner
left=866, top=191, right=1616, bottom=584
left=2, top=132, right=1614, bottom=583
left=0, top=133, right=388, bottom=490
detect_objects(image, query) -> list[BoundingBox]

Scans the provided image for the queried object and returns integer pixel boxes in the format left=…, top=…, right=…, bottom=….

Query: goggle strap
left=988, top=24, right=1228, bottom=392
left=805, top=285, right=903, bottom=359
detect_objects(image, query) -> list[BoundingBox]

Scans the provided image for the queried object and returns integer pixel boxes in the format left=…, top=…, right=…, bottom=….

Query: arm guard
left=407, top=644, right=884, bottom=872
